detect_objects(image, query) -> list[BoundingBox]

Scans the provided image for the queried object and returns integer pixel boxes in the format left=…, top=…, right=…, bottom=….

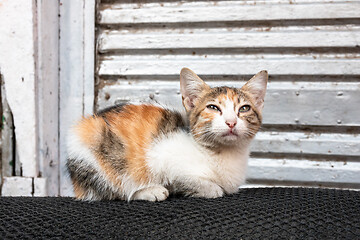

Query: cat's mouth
left=222, top=130, right=238, bottom=137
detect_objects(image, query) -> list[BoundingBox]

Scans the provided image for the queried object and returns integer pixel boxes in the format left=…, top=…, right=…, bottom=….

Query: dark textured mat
left=0, top=188, right=359, bottom=239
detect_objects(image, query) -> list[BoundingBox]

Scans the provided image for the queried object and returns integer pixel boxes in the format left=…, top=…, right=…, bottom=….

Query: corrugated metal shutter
left=96, top=0, right=360, bottom=188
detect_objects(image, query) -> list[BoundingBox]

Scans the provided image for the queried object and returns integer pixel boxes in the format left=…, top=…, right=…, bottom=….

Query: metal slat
left=248, top=158, right=360, bottom=185
left=253, top=132, right=360, bottom=157
left=98, top=54, right=360, bottom=76
left=99, top=1, right=360, bottom=24
left=99, top=25, right=360, bottom=51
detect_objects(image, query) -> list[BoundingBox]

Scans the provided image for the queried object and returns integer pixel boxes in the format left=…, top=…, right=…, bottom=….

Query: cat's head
left=180, top=68, right=268, bottom=148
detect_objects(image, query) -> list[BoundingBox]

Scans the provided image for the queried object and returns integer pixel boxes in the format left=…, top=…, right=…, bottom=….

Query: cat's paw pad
left=132, top=186, right=169, bottom=202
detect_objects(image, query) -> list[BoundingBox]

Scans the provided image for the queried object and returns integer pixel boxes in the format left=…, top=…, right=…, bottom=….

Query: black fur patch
left=157, top=109, right=188, bottom=135
left=66, top=158, right=121, bottom=200
left=96, top=104, right=127, bottom=117
left=97, top=127, right=127, bottom=175
left=205, top=87, right=229, bottom=99
left=95, top=104, right=128, bottom=126
left=251, top=109, right=261, bottom=123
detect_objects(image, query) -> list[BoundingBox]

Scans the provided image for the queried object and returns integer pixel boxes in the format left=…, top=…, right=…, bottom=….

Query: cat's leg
left=131, top=185, right=169, bottom=202
left=179, top=178, right=224, bottom=199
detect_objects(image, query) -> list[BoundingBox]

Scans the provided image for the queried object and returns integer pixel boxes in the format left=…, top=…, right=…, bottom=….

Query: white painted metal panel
left=99, top=1, right=360, bottom=24
left=253, top=132, right=360, bottom=157
left=99, top=26, right=360, bottom=51
left=248, top=158, right=360, bottom=184
left=99, top=54, right=360, bottom=76
left=96, top=0, right=360, bottom=188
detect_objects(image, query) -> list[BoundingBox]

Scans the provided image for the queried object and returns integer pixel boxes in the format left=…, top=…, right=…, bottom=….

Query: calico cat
left=66, top=68, right=268, bottom=201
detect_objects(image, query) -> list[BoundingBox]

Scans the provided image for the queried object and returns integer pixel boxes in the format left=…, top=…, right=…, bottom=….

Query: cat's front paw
left=193, top=183, right=224, bottom=199
left=132, top=186, right=169, bottom=202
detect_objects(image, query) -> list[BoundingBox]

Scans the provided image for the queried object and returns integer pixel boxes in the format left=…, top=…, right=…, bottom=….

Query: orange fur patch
left=200, top=111, right=217, bottom=121
left=217, top=94, right=228, bottom=104
left=75, top=116, right=106, bottom=148
left=227, top=89, right=239, bottom=102
left=72, top=179, right=87, bottom=199
left=216, top=89, right=239, bottom=108
left=74, top=105, right=168, bottom=188
left=75, top=117, right=125, bottom=189
left=104, top=105, right=166, bottom=184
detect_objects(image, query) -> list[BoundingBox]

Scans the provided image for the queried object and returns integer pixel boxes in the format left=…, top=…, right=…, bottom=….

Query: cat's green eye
left=239, top=105, right=251, bottom=113
left=207, top=104, right=221, bottom=112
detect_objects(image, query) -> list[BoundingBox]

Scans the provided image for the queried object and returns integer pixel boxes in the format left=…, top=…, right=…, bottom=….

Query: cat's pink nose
left=226, top=121, right=237, bottom=129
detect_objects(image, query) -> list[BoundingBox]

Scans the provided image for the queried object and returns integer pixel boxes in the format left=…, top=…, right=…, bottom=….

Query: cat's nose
left=226, top=121, right=237, bottom=129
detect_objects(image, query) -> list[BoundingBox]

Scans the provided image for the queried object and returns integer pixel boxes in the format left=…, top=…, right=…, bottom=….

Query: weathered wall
left=0, top=0, right=95, bottom=197
left=0, top=0, right=38, bottom=179
left=96, top=0, right=360, bottom=188
left=0, top=0, right=59, bottom=196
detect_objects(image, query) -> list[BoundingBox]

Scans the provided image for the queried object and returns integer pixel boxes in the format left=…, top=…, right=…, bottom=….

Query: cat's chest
left=146, top=131, right=249, bottom=191
left=211, top=150, right=249, bottom=193
left=146, top=131, right=214, bottom=179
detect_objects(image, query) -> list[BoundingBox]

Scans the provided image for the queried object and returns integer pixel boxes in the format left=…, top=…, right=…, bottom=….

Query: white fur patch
left=146, top=131, right=214, bottom=183
left=66, top=127, right=99, bottom=168
left=131, top=185, right=169, bottom=202
left=146, top=130, right=250, bottom=194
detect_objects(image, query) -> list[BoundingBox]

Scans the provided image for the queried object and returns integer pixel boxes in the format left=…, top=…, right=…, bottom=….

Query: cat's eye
left=207, top=104, right=221, bottom=112
left=239, top=105, right=251, bottom=113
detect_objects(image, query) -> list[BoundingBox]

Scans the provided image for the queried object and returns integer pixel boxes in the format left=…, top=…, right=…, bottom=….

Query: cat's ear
left=180, top=68, right=210, bottom=111
left=242, top=70, right=268, bottom=110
